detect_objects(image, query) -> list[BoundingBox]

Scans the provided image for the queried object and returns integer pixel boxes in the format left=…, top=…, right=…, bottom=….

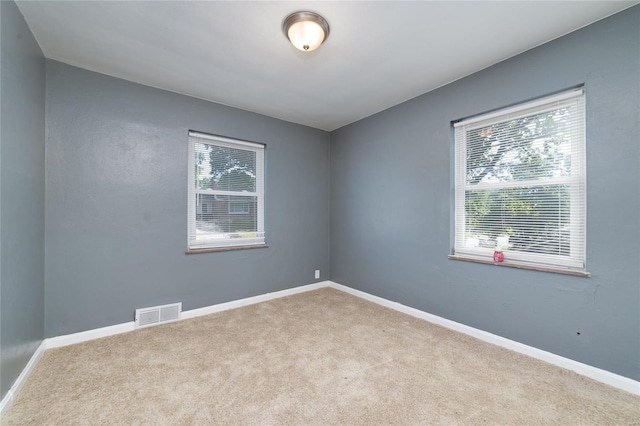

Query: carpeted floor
left=4, top=287, right=640, bottom=425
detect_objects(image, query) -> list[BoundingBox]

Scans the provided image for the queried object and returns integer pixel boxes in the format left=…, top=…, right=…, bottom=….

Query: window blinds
left=188, top=131, right=265, bottom=249
left=454, top=89, right=586, bottom=270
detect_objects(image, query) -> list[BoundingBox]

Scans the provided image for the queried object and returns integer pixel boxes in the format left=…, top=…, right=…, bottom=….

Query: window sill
left=186, top=244, right=269, bottom=255
left=448, top=254, right=591, bottom=277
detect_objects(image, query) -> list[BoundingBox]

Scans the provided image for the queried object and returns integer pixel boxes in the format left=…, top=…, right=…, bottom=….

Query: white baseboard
left=0, top=341, right=46, bottom=418
left=46, top=281, right=331, bottom=349
left=46, top=321, right=136, bottom=349
left=327, top=281, right=640, bottom=396
left=181, top=281, right=330, bottom=320
left=2, top=281, right=331, bottom=419
left=2, top=278, right=637, bottom=420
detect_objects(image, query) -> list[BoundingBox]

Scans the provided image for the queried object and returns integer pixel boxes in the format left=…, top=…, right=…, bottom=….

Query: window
left=228, top=201, right=250, bottom=215
left=453, top=88, right=586, bottom=273
left=188, top=131, right=265, bottom=251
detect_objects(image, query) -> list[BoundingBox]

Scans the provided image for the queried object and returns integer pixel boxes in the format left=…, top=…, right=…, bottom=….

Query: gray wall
left=0, top=0, right=46, bottom=398
left=45, top=62, right=330, bottom=337
left=2, top=0, right=637, bottom=394
left=330, top=6, right=640, bottom=381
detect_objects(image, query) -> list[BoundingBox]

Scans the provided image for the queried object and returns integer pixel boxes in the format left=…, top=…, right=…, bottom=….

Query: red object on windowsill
left=493, top=250, right=504, bottom=262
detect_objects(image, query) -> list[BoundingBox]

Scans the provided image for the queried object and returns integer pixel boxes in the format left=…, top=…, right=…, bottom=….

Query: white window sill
left=186, top=244, right=269, bottom=254
left=448, top=254, right=591, bottom=277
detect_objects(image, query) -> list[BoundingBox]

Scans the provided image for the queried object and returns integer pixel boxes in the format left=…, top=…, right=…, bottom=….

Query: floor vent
left=135, top=302, right=182, bottom=329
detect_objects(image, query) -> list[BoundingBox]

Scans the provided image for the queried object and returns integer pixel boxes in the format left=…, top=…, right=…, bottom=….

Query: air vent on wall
left=135, top=302, right=182, bottom=329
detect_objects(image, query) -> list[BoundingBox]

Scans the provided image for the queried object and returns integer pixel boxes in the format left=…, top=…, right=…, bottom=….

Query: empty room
left=1, top=0, right=639, bottom=424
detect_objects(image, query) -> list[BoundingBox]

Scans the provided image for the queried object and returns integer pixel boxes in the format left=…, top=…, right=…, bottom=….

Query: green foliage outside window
left=464, top=108, right=573, bottom=255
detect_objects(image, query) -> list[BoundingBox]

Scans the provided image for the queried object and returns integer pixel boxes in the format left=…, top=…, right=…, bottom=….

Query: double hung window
left=453, top=89, right=586, bottom=272
left=188, top=131, right=265, bottom=251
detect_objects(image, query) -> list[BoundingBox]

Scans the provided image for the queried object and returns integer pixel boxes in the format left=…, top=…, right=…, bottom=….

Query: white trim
left=187, top=135, right=196, bottom=249
left=327, top=281, right=639, bottom=396
left=0, top=341, right=46, bottom=419
left=454, top=248, right=584, bottom=270
left=193, top=189, right=258, bottom=197
left=45, top=281, right=331, bottom=348
left=3, top=283, right=331, bottom=416
left=46, top=322, right=136, bottom=349
left=2, top=279, right=637, bottom=420
left=181, top=281, right=330, bottom=319
left=464, top=175, right=576, bottom=191
left=453, top=88, right=583, bottom=128
left=188, top=131, right=265, bottom=150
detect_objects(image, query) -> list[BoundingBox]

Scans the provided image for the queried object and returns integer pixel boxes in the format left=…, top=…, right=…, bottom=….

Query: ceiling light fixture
left=282, top=11, right=330, bottom=52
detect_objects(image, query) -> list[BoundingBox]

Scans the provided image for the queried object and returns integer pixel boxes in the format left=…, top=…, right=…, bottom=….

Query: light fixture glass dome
left=282, top=11, right=330, bottom=52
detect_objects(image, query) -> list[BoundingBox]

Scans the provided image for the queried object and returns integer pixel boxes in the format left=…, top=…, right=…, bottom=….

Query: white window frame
left=452, top=89, right=586, bottom=273
left=188, top=131, right=265, bottom=250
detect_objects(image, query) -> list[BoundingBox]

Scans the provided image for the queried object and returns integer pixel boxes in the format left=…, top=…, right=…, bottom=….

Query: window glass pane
left=229, top=201, right=250, bottom=214
left=195, top=194, right=258, bottom=242
left=466, top=107, right=574, bottom=185
left=465, top=185, right=571, bottom=256
left=194, top=142, right=256, bottom=192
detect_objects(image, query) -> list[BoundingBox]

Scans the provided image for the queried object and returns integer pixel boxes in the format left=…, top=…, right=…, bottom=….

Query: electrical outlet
left=315, top=270, right=320, bottom=279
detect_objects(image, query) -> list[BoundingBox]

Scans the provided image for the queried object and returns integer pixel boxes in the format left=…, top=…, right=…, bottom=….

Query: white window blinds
left=188, top=131, right=265, bottom=250
left=453, top=89, right=586, bottom=271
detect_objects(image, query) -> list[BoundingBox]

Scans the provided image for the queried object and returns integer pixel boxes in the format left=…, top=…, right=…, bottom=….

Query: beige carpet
left=4, top=287, right=639, bottom=425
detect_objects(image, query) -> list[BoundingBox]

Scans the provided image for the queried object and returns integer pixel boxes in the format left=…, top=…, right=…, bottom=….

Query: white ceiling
left=17, top=1, right=637, bottom=131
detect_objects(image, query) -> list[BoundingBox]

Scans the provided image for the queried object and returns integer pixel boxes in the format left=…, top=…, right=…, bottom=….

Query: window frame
left=187, top=131, right=265, bottom=252
left=451, top=88, right=587, bottom=274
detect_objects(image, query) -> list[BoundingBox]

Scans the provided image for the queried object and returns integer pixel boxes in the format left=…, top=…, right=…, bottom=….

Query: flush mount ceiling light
left=282, top=11, right=330, bottom=52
